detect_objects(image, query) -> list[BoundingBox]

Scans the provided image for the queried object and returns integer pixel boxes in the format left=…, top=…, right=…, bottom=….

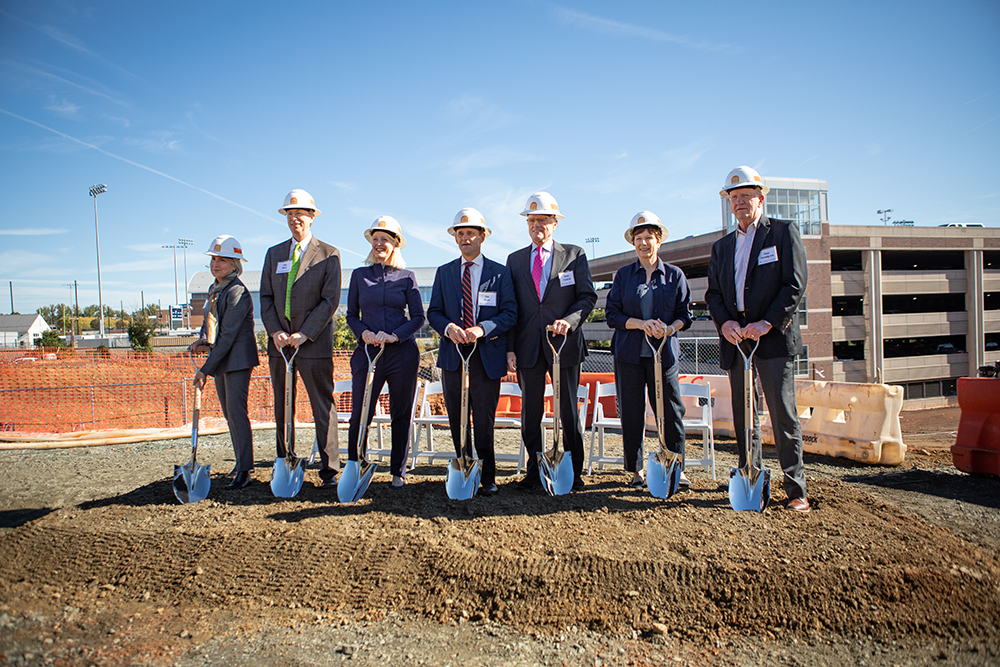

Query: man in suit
left=427, top=208, right=517, bottom=496
left=705, top=166, right=810, bottom=513
left=506, top=192, right=597, bottom=491
left=260, top=189, right=342, bottom=488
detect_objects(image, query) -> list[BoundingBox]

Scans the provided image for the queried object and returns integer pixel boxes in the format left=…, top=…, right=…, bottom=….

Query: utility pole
left=163, top=244, right=179, bottom=330
left=8, top=281, right=12, bottom=314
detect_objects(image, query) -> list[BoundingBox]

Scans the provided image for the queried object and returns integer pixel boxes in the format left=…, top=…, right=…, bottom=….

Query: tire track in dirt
left=2, top=477, right=998, bottom=646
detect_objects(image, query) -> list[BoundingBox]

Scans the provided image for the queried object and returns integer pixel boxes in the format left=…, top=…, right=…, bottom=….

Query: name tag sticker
left=478, top=291, right=497, bottom=306
left=758, top=246, right=778, bottom=265
left=559, top=271, right=575, bottom=287
left=276, top=260, right=293, bottom=274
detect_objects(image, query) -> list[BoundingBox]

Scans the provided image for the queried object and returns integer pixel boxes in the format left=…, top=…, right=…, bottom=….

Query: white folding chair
left=680, top=382, right=715, bottom=479
left=541, top=383, right=589, bottom=468
left=587, top=380, right=623, bottom=473
left=410, top=381, right=457, bottom=467
left=368, top=379, right=421, bottom=468
left=494, top=381, right=526, bottom=474
left=310, top=379, right=354, bottom=465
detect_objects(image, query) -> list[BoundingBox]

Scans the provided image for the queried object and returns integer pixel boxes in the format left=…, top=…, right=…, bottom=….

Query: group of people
left=189, top=164, right=811, bottom=513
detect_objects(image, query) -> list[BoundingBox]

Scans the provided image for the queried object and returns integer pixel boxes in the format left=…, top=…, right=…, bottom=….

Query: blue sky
left=1, top=1, right=998, bottom=316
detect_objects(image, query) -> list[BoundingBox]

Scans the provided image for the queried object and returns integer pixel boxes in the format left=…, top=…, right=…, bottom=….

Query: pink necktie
left=532, top=248, right=544, bottom=299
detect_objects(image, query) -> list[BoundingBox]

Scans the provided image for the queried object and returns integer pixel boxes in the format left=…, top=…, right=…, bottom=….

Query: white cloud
left=124, top=131, right=182, bottom=153
left=445, top=146, right=545, bottom=175
left=0, top=228, right=68, bottom=236
left=446, top=95, right=519, bottom=133
left=330, top=181, right=357, bottom=192
left=45, top=96, right=80, bottom=117
left=867, top=143, right=882, bottom=156
left=553, top=7, right=736, bottom=53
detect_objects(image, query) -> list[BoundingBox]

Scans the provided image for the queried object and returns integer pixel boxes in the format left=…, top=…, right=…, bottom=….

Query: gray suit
left=260, top=237, right=342, bottom=481
left=705, top=215, right=807, bottom=499
left=506, top=241, right=596, bottom=482
left=197, top=277, right=259, bottom=472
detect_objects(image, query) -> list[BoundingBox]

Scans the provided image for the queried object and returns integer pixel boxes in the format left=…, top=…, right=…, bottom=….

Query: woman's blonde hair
left=364, top=236, right=406, bottom=269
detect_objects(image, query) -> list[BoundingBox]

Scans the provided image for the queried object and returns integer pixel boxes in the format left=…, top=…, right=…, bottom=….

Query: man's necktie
left=462, top=261, right=474, bottom=329
left=532, top=248, right=544, bottom=299
left=284, top=242, right=301, bottom=320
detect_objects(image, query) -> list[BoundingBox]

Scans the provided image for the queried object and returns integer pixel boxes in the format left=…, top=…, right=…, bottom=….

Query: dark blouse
left=606, top=259, right=692, bottom=367
left=346, top=264, right=425, bottom=342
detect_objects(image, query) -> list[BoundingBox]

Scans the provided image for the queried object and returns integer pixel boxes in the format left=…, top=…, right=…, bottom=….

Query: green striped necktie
left=284, top=242, right=301, bottom=320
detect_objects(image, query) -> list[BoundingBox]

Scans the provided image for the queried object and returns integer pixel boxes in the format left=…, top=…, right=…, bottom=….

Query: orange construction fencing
left=0, top=348, right=362, bottom=435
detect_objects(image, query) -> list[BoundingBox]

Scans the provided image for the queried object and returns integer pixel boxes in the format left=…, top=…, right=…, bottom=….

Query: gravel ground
left=1, top=407, right=998, bottom=667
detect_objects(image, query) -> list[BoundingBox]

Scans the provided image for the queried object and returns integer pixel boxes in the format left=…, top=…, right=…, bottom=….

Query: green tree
left=36, top=329, right=67, bottom=348
left=586, top=307, right=606, bottom=323
left=256, top=330, right=269, bottom=353
left=127, top=320, right=155, bottom=352
left=332, top=314, right=356, bottom=350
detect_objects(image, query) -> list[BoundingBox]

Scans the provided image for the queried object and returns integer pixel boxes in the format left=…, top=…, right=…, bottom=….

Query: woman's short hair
left=632, top=224, right=663, bottom=242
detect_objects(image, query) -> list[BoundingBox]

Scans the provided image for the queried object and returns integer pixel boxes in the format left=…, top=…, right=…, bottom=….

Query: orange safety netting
left=0, top=348, right=363, bottom=435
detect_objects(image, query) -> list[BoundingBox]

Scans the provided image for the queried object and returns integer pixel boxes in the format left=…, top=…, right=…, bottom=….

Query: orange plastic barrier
left=951, top=377, right=1000, bottom=477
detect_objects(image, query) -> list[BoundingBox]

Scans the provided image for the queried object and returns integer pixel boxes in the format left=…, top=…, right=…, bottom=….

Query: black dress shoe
left=572, top=477, right=585, bottom=491
left=516, top=476, right=539, bottom=491
left=226, top=466, right=238, bottom=478
left=480, top=483, right=498, bottom=496
left=225, top=471, right=252, bottom=490
left=319, top=478, right=337, bottom=489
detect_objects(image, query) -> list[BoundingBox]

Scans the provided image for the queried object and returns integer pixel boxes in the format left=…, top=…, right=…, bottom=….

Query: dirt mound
left=2, top=473, right=997, bottom=645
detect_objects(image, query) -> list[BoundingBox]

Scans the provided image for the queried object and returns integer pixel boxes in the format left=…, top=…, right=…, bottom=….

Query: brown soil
left=1, top=406, right=998, bottom=666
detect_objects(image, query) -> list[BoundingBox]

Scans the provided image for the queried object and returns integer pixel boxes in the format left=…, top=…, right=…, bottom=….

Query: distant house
left=0, top=314, right=51, bottom=348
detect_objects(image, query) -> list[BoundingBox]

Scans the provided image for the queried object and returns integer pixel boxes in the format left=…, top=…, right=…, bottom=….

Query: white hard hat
left=204, top=234, right=246, bottom=261
left=448, top=207, right=492, bottom=238
left=720, top=166, right=769, bottom=198
left=364, top=216, right=407, bottom=249
left=624, top=211, right=669, bottom=244
left=520, top=191, right=564, bottom=219
left=278, top=189, right=322, bottom=216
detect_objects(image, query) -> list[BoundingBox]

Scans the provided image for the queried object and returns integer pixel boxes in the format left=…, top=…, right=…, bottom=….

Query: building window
left=763, top=189, right=824, bottom=236
left=794, top=345, right=809, bottom=376
left=797, top=297, right=808, bottom=328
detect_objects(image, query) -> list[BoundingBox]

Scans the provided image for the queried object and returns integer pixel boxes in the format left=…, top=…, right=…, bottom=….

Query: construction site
left=0, top=345, right=997, bottom=667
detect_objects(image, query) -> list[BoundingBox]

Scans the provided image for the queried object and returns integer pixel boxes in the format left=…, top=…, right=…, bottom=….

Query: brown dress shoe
left=787, top=497, right=811, bottom=513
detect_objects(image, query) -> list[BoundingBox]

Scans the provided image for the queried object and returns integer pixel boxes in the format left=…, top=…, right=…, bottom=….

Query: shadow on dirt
left=0, top=507, right=53, bottom=528
left=843, top=469, right=1000, bottom=509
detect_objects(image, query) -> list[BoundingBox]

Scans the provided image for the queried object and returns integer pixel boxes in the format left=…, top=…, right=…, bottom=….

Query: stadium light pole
left=89, top=184, right=107, bottom=336
left=163, top=244, right=180, bottom=305
left=877, top=209, right=893, bottom=226
left=178, top=238, right=193, bottom=327
left=585, top=237, right=600, bottom=258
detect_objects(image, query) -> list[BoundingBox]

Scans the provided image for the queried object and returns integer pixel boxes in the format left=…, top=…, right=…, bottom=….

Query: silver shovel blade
left=539, top=450, right=574, bottom=496
left=728, top=466, right=771, bottom=512
left=270, top=456, right=306, bottom=498
left=445, top=458, right=481, bottom=500
left=173, top=462, right=211, bottom=504
left=337, top=459, right=378, bottom=503
left=646, top=451, right=681, bottom=500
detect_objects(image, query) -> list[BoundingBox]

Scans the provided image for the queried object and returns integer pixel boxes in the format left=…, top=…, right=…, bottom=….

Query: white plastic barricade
left=707, top=373, right=906, bottom=465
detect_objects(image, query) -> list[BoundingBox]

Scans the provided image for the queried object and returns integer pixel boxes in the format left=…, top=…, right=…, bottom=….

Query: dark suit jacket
left=197, top=277, right=260, bottom=377
left=506, top=241, right=597, bottom=368
left=260, top=237, right=341, bottom=358
left=705, top=215, right=807, bottom=370
left=427, top=256, right=518, bottom=380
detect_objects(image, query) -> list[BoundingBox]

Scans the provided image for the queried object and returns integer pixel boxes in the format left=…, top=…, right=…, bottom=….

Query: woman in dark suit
left=346, top=217, right=425, bottom=490
left=190, top=235, right=260, bottom=490
left=606, top=212, right=692, bottom=489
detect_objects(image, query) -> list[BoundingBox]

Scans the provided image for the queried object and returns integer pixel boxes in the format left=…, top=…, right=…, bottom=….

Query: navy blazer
left=505, top=241, right=597, bottom=368
left=427, top=255, right=517, bottom=380
left=605, top=260, right=692, bottom=367
left=705, top=215, right=807, bottom=370
left=346, top=264, right=425, bottom=343
left=197, top=277, right=260, bottom=377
